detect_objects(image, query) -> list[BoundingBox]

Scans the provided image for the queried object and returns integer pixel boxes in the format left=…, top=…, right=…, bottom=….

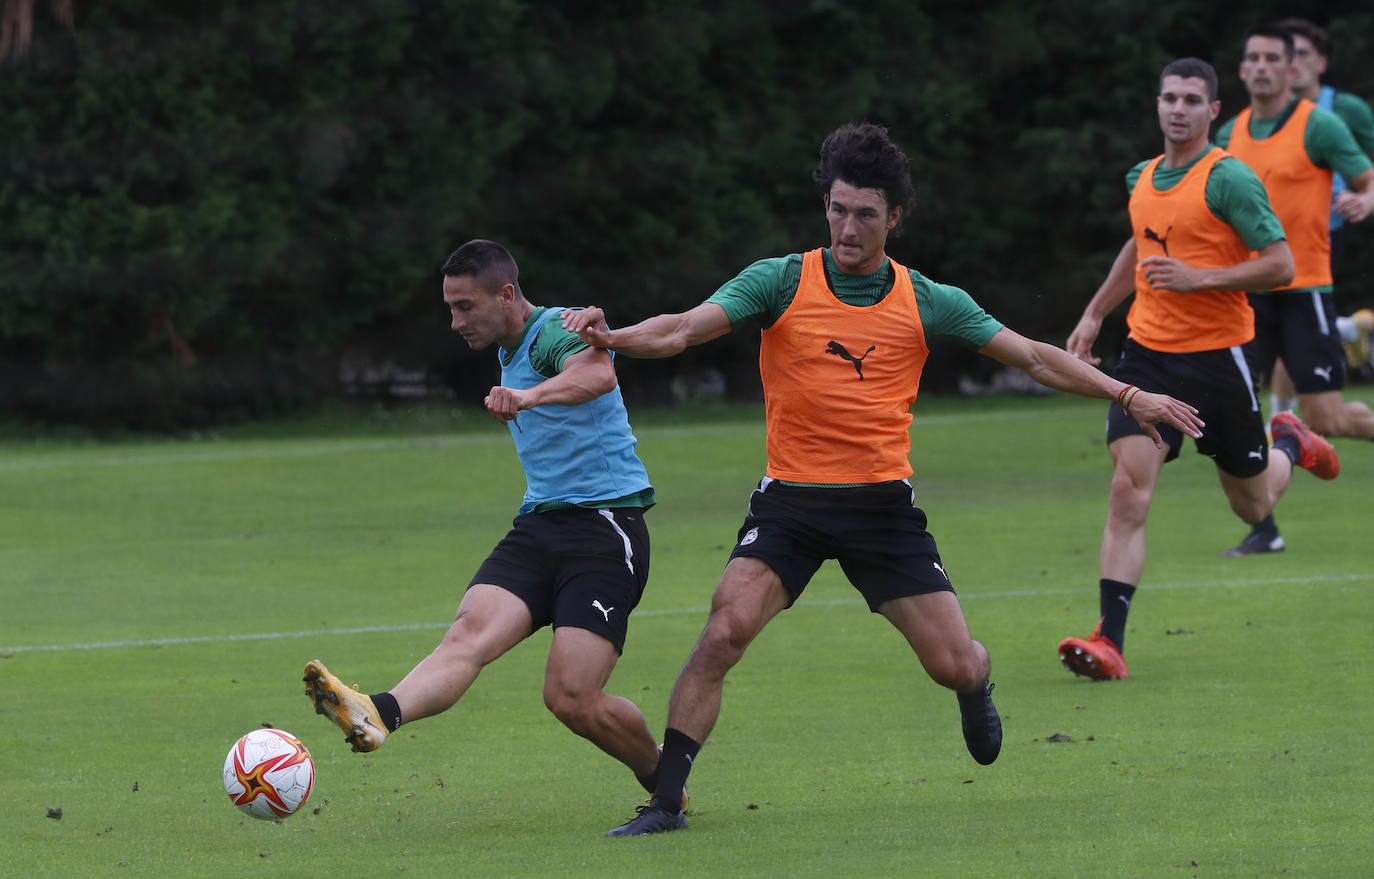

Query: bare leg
left=1217, top=448, right=1293, bottom=524
left=1055, top=434, right=1165, bottom=679
left=1099, top=435, right=1168, bottom=585
left=1297, top=389, right=1374, bottom=439
left=390, top=584, right=533, bottom=722
left=542, top=626, right=660, bottom=777
left=878, top=590, right=988, bottom=691
left=664, top=556, right=791, bottom=743
left=879, top=589, right=1001, bottom=764
left=607, top=557, right=790, bottom=836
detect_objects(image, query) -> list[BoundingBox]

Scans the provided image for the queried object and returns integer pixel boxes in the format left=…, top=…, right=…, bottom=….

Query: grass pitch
left=2, top=393, right=1370, bottom=877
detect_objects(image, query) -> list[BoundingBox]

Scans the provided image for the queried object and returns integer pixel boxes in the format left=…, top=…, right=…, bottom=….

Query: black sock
left=1098, top=578, right=1136, bottom=651
left=1248, top=513, right=1279, bottom=538
left=1273, top=435, right=1301, bottom=468
left=651, top=727, right=700, bottom=812
left=369, top=692, right=403, bottom=732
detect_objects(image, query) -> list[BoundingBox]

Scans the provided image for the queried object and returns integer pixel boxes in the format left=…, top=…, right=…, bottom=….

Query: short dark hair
left=1245, top=22, right=1295, bottom=62
left=441, top=239, right=520, bottom=293
left=1160, top=58, right=1219, bottom=102
left=1276, top=17, right=1328, bottom=55
left=812, top=123, right=916, bottom=228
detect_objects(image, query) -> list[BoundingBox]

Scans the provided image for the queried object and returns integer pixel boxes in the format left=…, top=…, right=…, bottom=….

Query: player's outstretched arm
left=980, top=327, right=1204, bottom=446
left=483, top=346, right=616, bottom=425
left=562, top=302, right=733, bottom=358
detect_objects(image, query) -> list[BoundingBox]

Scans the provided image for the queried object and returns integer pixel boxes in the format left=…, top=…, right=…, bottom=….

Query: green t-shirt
left=706, top=249, right=1004, bottom=347
left=1124, top=148, right=1285, bottom=251
left=1331, top=90, right=1374, bottom=156
left=500, top=306, right=588, bottom=377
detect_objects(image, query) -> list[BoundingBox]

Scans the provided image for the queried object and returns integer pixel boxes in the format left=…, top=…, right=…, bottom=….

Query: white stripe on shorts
left=1229, top=345, right=1259, bottom=412
left=747, top=476, right=775, bottom=518
left=598, top=508, right=635, bottom=574
left=1309, top=291, right=1331, bottom=336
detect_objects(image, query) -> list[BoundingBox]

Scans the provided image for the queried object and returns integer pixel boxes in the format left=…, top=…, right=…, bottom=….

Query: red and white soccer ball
left=223, top=728, right=315, bottom=820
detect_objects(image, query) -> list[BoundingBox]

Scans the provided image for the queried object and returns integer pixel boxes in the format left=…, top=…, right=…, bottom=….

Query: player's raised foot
left=607, top=803, right=687, bottom=837
left=956, top=682, right=1002, bottom=765
left=1270, top=412, right=1339, bottom=480
left=1219, top=529, right=1285, bottom=557
left=303, top=660, right=388, bottom=752
left=1058, top=624, right=1128, bottom=680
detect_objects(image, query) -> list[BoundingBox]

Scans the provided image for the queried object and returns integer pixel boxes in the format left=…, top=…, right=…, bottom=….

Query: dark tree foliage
left=1, top=0, right=1370, bottom=427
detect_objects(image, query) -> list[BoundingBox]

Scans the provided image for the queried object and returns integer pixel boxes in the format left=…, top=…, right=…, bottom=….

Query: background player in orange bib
left=1059, top=58, right=1339, bottom=681
left=1215, top=23, right=1374, bottom=556
left=1265, top=17, right=1374, bottom=417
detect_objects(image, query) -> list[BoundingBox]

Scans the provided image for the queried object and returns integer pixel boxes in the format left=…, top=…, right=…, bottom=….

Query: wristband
left=1122, top=386, right=1140, bottom=414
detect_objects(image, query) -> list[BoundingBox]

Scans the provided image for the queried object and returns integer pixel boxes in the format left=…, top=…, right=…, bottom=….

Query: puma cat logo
left=826, top=341, right=876, bottom=379
left=1144, top=225, right=1172, bottom=256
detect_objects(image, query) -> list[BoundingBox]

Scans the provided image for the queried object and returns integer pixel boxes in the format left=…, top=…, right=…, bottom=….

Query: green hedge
left=2, top=1, right=1370, bottom=426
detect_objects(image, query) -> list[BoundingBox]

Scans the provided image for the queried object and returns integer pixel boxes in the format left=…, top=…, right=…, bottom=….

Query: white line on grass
left=4, top=571, right=1366, bottom=654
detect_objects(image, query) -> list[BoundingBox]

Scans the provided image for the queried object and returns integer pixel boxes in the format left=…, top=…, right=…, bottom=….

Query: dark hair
left=1160, top=57, right=1219, bottom=101
left=1276, top=17, right=1328, bottom=55
left=441, top=239, right=520, bottom=293
left=812, top=123, right=916, bottom=227
left=1245, top=22, right=1295, bottom=62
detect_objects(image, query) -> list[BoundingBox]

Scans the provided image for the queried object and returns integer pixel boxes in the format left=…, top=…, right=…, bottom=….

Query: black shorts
left=727, top=479, right=954, bottom=612
left=1108, top=338, right=1270, bottom=478
left=469, top=506, right=650, bottom=653
left=1246, top=292, right=1347, bottom=393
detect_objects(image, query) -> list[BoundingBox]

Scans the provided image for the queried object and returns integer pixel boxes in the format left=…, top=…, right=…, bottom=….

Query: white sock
left=1270, top=393, right=1297, bottom=414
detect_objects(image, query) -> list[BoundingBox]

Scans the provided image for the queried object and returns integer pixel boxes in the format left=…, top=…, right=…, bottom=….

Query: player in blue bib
left=304, top=239, right=671, bottom=821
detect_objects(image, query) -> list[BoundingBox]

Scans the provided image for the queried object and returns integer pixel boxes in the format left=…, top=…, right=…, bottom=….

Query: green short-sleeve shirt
left=706, top=249, right=1003, bottom=347
left=501, top=307, right=590, bottom=377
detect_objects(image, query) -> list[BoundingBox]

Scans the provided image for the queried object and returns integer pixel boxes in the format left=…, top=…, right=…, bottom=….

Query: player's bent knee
left=542, top=686, right=596, bottom=734
left=1107, top=479, right=1151, bottom=526
left=431, top=623, right=488, bottom=668
left=681, top=625, right=747, bottom=681
left=924, top=648, right=986, bottom=692
left=1228, top=496, right=1270, bottom=525
left=440, top=607, right=488, bottom=645
left=707, top=607, right=764, bottom=654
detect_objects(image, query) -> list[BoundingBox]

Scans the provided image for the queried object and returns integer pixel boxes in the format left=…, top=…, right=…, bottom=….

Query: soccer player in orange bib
left=1265, top=18, right=1374, bottom=418
left=1217, top=21, right=1374, bottom=556
left=1059, top=57, right=1340, bottom=682
left=564, top=123, right=1205, bottom=835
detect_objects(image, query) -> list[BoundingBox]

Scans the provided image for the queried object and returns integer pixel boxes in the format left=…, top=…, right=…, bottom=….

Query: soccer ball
left=223, top=728, right=315, bottom=820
